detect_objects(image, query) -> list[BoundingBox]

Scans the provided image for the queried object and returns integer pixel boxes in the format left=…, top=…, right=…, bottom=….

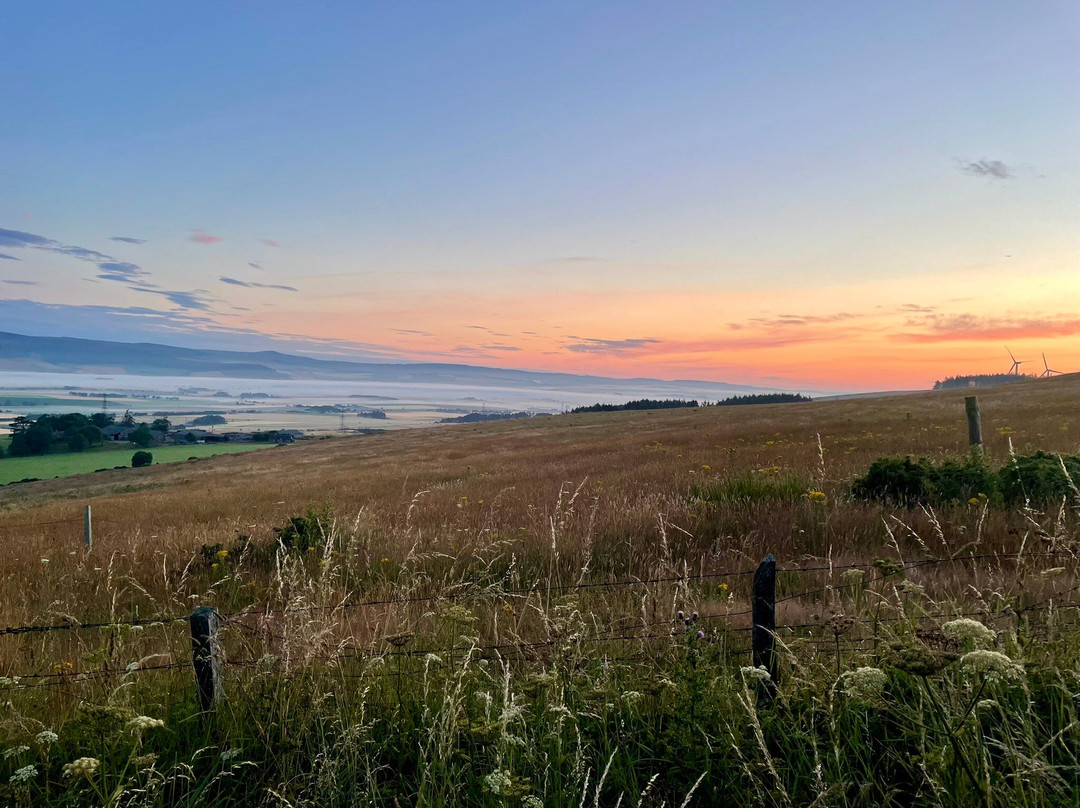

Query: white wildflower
left=623, top=691, right=644, bottom=704
left=840, top=568, right=866, bottom=584
left=35, top=731, right=58, bottom=746
left=897, top=580, right=925, bottom=597
left=976, top=699, right=998, bottom=712
left=484, top=769, right=512, bottom=795
left=960, top=650, right=1024, bottom=683
left=9, top=764, right=37, bottom=783
left=127, top=715, right=165, bottom=733
left=942, top=618, right=996, bottom=648
left=0, top=676, right=21, bottom=687
left=740, top=665, right=772, bottom=684
left=842, top=667, right=888, bottom=705
left=63, top=757, right=101, bottom=778
left=133, top=753, right=158, bottom=769
left=523, top=797, right=545, bottom=808
left=4, top=746, right=29, bottom=759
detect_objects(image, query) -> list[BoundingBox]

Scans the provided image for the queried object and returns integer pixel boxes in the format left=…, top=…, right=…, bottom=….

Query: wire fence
left=1, top=550, right=1078, bottom=694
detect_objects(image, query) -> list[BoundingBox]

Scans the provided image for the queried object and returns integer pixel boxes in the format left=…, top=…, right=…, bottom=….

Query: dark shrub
left=853, top=451, right=1080, bottom=508
left=852, top=454, right=997, bottom=506
left=274, top=507, right=332, bottom=554
left=131, top=450, right=153, bottom=468
left=851, top=457, right=938, bottom=506
left=1000, top=451, right=1080, bottom=506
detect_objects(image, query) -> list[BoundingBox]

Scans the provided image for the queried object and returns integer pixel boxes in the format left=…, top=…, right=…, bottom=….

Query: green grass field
left=0, top=442, right=271, bottom=485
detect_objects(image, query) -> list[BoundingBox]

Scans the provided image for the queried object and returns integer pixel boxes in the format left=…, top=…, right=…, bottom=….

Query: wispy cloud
left=896, top=313, right=1080, bottom=342
left=0, top=252, right=21, bottom=261
left=393, top=328, right=434, bottom=337
left=220, top=276, right=298, bottom=292
left=131, top=287, right=215, bottom=311
left=0, top=226, right=152, bottom=286
left=110, top=236, right=145, bottom=244
left=958, top=159, right=1014, bottom=180
left=565, top=337, right=662, bottom=354
left=97, top=262, right=150, bottom=283
left=1, top=279, right=37, bottom=285
left=248, top=261, right=263, bottom=270
left=190, top=229, right=222, bottom=244
left=260, top=239, right=280, bottom=248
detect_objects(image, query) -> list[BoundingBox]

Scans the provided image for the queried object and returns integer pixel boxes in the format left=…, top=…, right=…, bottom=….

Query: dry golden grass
left=2, top=375, right=1079, bottom=807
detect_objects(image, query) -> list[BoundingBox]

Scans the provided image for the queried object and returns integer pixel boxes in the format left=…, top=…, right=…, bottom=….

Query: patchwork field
left=0, top=375, right=1078, bottom=806
left=0, top=442, right=272, bottom=486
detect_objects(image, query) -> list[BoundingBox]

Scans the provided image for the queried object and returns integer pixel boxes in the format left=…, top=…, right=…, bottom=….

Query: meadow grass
left=0, top=375, right=1078, bottom=806
left=0, top=443, right=272, bottom=486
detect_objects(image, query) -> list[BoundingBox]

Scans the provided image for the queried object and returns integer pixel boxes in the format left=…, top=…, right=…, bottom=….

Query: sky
left=1, top=1, right=1077, bottom=391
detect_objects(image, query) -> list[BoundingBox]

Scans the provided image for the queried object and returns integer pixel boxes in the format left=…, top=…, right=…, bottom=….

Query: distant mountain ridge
left=0, top=331, right=777, bottom=395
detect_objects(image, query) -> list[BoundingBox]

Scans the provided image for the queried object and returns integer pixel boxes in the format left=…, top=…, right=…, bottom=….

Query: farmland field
left=0, top=375, right=1078, bottom=807
left=0, top=442, right=273, bottom=486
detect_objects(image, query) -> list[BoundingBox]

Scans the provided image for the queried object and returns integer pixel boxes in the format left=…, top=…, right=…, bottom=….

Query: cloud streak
left=220, top=276, right=298, bottom=292
left=190, top=229, right=222, bottom=244
left=958, top=159, right=1014, bottom=180
left=564, top=336, right=662, bottom=354
left=896, top=314, right=1080, bottom=343
left=110, top=236, right=146, bottom=244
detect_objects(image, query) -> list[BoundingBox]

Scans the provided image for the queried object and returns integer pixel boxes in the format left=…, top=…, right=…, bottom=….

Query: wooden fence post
left=965, top=396, right=982, bottom=449
left=190, top=606, right=224, bottom=711
left=752, top=554, right=778, bottom=697
left=83, top=505, right=92, bottom=551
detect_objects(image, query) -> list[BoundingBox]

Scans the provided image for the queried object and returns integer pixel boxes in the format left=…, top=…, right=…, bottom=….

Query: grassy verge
left=0, top=443, right=271, bottom=485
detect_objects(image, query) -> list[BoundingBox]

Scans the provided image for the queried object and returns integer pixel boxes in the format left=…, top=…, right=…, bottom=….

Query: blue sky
left=1, top=1, right=1077, bottom=387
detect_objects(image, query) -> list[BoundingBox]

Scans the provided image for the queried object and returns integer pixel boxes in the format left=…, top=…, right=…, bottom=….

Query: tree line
left=0, top=411, right=171, bottom=458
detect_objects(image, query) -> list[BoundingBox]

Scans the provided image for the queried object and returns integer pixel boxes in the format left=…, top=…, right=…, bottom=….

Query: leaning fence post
left=965, top=396, right=982, bottom=450
left=83, top=505, right=92, bottom=551
left=190, top=606, right=224, bottom=711
left=752, top=554, right=778, bottom=697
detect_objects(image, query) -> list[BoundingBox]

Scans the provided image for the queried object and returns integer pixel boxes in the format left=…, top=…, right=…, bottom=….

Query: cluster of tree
left=569, top=399, right=699, bottom=414
left=189, top=414, right=228, bottom=426
left=438, top=411, right=532, bottom=424
left=1, top=411, right=170, bottom=458
left=713, top=393, right=812, bottom=406
left=5, top=413, right=106, bottom=456
left=933, top=374, right=1029, bottom=390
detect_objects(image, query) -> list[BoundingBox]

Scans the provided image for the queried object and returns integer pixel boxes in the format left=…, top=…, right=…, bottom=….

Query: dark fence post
left=965, top=396, right=982, bottom=449
left=752, top=554, right=778, bottom=697
left=83, top=505, right=92, bottom=551
left=190, top=606, right=224, bottom=711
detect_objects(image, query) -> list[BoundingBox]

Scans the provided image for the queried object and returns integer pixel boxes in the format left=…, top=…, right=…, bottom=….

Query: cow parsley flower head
left=960, top=650, right=1024, bottom=683
left=63, top=757, right=101, bottom=779
left=740, top=665, right=772, bottom=684
left=484, top=769, right=513, bottom=795
left=3, top=746, right=29, bottom=760
left=9, top=764, right=37, bottom=784
left=942, top=618, right=996, bottom=648
left=127, top=716, right=165, bottom=733
left=842, top=667, right=888, bottom=705
left=35, top=730, right=58, bottom=746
